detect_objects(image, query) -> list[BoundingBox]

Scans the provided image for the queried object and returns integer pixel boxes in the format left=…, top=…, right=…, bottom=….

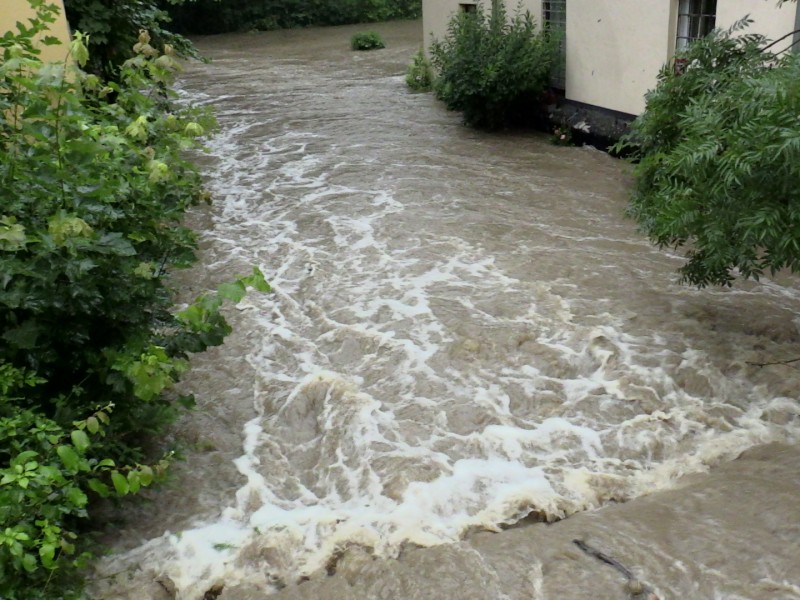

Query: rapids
left=91, top=20, right=800, bottom=600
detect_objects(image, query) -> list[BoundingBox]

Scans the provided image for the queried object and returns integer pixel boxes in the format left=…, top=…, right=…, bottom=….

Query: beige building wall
left=717, top=0, right=797, bottom=45
left=422, top=0, right=543, bottom=53
left=565, top=0, right=673, bottom=115
left=0, top=0, right=71, bottom=63
left=564, top=0, right=797, bottom=116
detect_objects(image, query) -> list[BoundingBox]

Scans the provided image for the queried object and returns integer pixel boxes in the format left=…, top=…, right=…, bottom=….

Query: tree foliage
left=1, top=3, right=269, bottom=595
left=617, top=20, right=800, bottom=286
left=163, top=0, right=422, bottom=35
left=63, top=0, right=198, bottom=79
left=429, top=3, right=559, bottom=129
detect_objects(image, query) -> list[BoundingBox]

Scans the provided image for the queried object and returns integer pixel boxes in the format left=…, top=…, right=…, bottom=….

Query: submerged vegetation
left=0, top=2, right=268, bottom=596
left=405, top=47, right=433, bottom=91
left=351, top=31, right=386, bottom=50
left=617, top=19, right=800, bottom=287
left=429, top=3, right=559, bottom=129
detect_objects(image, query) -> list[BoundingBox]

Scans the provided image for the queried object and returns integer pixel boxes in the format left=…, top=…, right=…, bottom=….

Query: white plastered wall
left=716, top=0, right=797, bottom=48
left=422, top=0, right=544, bottom=53
left=564, top=0, right=673, bottom=116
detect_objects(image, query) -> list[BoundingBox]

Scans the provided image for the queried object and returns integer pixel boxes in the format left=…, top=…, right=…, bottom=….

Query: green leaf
left=217, top=281, right=247, bottom=303
left=21, top=553, right=37, bottom=573
left=86, top=416, right=100, bottom=434
left=56, top=446, right=80, bottom=472
left=2, top=321, right=42, bottom=350
left=66, top=486, right=88, bottom=507
left=70, top=430, right=90, bottom=453
left=241, top=267, right=271, bottom=292
left=127, top=470, right=141, bottom=494
left=39, top=543, right=56, bottom=567
left=110, top=471, right=129, bottom=496
left=87, top=478, right=111, bottom=498
left=138, top=465, right=154, bottom=486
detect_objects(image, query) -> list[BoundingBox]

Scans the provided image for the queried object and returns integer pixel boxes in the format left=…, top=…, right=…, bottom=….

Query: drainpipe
left=794, top=1, right=800, bottom=52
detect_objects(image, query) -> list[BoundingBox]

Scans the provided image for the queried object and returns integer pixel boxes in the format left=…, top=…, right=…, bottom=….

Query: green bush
left=405, top=47, right=433, bottom=91
left=351, top=31, right=386, bottom=50
left=615, top=19, right=800, bottom=286
left=64, top=0, right=199, bottom=80
left=0, top=3, right=269, bottom=595
left=429, top=3, right=559, bottom=129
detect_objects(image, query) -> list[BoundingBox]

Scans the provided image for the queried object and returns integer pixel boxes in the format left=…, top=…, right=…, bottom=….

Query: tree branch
left=573, top=540, right=660, bottom=598
left=746, top=356, right=800, bottom=368
left=761, top=28, right=800, bottom=52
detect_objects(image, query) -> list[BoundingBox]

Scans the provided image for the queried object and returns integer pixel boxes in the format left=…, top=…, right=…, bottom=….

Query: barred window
left=543, top=0, right=566, bottom=89
left=676, top=0, right=717, bottom=50
left=459, top=3, right=477, bottom=13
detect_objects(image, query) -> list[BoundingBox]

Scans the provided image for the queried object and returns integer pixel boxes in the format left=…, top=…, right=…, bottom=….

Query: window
left=676, top=0, right=717, bottom=50
left=459, top=3, right=477, bottom=13
left=543, top=0, right=567, bottom=89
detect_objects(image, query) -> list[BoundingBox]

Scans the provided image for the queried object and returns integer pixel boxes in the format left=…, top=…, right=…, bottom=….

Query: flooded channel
left=92, top=20, right=800, bottom=600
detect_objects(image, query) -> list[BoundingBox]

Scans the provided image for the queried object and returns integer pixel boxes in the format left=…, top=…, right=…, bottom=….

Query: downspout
left=794, top=1, right=800, bottom=52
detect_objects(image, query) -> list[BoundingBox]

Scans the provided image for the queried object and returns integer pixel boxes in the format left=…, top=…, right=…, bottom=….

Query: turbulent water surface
left=92, top=21, right=800, bottom=600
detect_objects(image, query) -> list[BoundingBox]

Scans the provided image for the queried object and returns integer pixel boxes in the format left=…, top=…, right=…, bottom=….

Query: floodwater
left=91, top=20, right=800, bottom=600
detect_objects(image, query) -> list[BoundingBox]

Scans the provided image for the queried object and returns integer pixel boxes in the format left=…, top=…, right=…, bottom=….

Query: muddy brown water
left=90, top=20, right=800, bottom=600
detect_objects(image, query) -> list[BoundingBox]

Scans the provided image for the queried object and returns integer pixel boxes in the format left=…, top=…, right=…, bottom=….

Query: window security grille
left=543, top=0, right=567, bottom=89
left=676, top=0, right=717, bottom=50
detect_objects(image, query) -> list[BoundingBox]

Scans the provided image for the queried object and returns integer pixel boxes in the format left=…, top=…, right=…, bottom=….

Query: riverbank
left=218, top=442, right=799, bottom=599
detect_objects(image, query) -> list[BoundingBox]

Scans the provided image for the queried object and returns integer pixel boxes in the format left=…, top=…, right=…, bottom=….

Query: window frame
left=676, top=0, right=717, bottom=51
left=542, top=0, right=567, bottom=90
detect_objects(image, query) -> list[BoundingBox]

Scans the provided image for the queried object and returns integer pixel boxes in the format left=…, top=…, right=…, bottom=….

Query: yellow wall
left=0, top=0, right=71, bottom=63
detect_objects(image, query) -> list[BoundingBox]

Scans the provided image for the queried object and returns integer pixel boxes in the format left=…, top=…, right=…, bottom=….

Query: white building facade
left=423, top=0, right=799, bottom=117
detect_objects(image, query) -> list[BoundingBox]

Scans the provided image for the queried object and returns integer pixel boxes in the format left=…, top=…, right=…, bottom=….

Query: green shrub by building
left=351, top=31, right=386, bottom=50
left=429, top=3, right=559, bottom=129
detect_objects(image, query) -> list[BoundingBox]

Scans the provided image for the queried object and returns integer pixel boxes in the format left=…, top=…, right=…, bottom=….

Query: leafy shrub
left=615, top=20, right=800, bottom=286
left=63, top=0, right=199, bottom=80
left=0, top=3, right=270, bottom=595
left=429, top=3, right=559, bottom=129
left=0, top=365, right=168, bottom=597
left=351, top=31, right=386, bottom=51
left=405, top=47, right=433, bottom=91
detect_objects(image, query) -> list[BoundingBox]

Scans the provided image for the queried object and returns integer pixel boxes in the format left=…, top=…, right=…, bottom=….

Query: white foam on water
left=96, top=63, right=800, bottom=599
